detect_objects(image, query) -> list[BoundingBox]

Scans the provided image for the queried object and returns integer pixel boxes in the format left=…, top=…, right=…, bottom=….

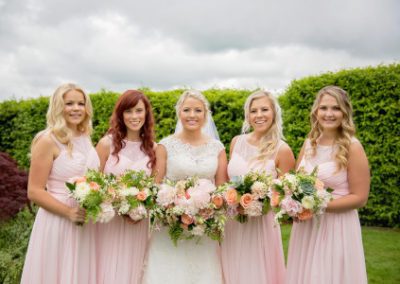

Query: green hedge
left=279, top=63, right=400, bottom=227
left=0, top=64, right=399, bottom=227
left=0, top=88, right=250, bottom=169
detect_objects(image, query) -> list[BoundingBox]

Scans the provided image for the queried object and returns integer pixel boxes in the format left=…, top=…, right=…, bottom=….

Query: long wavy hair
left=242, top=90, right=284, bottom=161
left=107, top=90, right=156, bottom=170
left=308, top=86, right=355, bottom=170
left=32, top=83, right=93, bottom=153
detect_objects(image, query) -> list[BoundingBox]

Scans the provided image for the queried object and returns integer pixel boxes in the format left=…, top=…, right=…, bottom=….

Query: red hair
left=107, top=90, right=156, bottom=170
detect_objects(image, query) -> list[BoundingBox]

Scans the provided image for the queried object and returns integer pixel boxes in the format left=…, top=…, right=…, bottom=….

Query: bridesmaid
left=95, top=90, right=156, bottom=284
left=21, top=83, right=99, bottom=284
left=286, top=86, right=369, bottom=283
left=221, top=90, right=295, bottom=284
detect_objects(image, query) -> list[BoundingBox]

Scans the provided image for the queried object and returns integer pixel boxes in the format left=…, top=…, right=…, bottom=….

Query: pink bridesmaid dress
left=97, top=137, right=151, bottom=284
left=21, top=134, right=100, bottom=284
left=286, top=138, right=367, bottom=284
left=221, top=134, right=286, bottom=284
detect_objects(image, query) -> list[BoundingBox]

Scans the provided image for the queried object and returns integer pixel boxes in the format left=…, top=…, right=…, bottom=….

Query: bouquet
left=152, top=177, right=226, bottom=246
left=223, top=171, right=273, bottom=223
left=113, top=170, right=158, bottom=222
left=271, top=167, right=333, bottom=224
left=66, top=169, right=116, bottom=223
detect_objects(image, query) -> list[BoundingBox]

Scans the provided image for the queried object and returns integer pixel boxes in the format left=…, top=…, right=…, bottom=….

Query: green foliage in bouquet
left=65, top=169, right=113, bottom=223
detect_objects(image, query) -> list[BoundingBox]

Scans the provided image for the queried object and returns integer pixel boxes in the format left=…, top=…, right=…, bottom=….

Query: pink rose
left=240, top=193, right=253, bottom=209
left=89, top=181, right=100, bottom=191
left=181, top=213, right=194, bottom=225
left=225, top=188, right=239, bottom=205
left=280, top=197, right=302, bottom=217
left=136, top=191, right=147, bottom=201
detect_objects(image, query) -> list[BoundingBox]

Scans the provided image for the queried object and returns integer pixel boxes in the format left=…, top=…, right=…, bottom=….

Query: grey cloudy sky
left=0, top=0, right=399, bottom=101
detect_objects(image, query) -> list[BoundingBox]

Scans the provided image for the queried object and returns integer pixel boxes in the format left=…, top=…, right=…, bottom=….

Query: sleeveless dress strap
left=49, top=133, right=66, bottom=149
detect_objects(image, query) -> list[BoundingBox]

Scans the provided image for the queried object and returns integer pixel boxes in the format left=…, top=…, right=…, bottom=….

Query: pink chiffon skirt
left=221, top=211, right=286, bottom=284
left=286, top=210, right=367, bottom=284
left=97, top=216, right=149, bottom=284
left=21, top=201, right=97, bottom=284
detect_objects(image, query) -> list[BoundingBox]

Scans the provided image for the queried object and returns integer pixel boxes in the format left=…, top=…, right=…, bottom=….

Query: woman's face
left=178, top=97, right=206, bottom=132
left=123, top=99, right=146, bottom=134
left=316, top=94, right=344, bottom=132
left=249, top=96, right=274, bottom=134
left=63, top=90, right=86, bottom=129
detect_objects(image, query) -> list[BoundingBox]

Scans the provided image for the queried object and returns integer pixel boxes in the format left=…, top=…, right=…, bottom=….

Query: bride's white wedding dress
left=143, top=136, right=224, bottom=284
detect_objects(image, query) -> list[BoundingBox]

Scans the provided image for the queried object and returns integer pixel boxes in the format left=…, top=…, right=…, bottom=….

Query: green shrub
left=279, top=63, right=400, bottom=227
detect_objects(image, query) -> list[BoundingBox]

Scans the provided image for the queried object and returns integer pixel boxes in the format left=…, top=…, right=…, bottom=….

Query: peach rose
left=89, top=181, right=100, bottom=191
left=199, top=208, right=214, bottom=220
left=181, top=213, right=194, bottom=225
left=240, top=193, right=253, bottom=209
left=298, top=209, right=313, bottom=221
left=180, top=223, right=189, bottom=230
left=270, top=190, right=280, bottom=207
left=225, top=188, right=239, bottom=205
left=107, top=187, right=116, bottom=198
left=75, top=176, right=87, bottom=183
left=212, top=195, right=224, bottom=209
left=314, top=179, right=325, bottom=191
left=136, top=190, right=147, bottom=201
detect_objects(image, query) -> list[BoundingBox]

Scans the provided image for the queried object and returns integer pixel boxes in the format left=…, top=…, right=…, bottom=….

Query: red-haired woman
left=96, top=90, right=156, bottom=284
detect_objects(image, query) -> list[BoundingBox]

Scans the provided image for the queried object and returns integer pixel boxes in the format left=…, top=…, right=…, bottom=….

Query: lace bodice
left=160, top=136, right=224, bottom=182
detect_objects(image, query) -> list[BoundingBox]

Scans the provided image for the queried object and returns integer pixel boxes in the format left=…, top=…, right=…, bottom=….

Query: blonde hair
left=175, top=90, right=210, bottom=123
left=308, top=85, right=355, bottom=170
left=32, top=83, right=93, bottom=153
left=242, top=90, right=284, bottom=161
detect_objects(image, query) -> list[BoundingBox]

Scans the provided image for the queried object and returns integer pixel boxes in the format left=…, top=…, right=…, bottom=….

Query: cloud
left=0, top=0, right=399, bottom=100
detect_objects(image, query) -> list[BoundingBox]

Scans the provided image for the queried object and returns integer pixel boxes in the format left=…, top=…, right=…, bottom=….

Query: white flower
left=156, top=184, right=177, bottom=206
left=301, top=196, right=315, bottom=210
left=73, top=182, right=91, bottom=202
left=118, top=199, right=130, bottom=215
left=97, top=202, right=115, bottom=223
left=285, top=174, right=297, bottom=187
left=128, top=205, right=147, bottom=221
left=119, top=186, right=139, bottom=197
left=251, top=181, right=268, bottom=199
left=191, top=224, right=206, bottom=236
left=244, top=200, right=263, bottom=217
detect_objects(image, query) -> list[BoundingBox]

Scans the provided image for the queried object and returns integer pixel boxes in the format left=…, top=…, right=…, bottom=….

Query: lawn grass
left=281, top=224, right=400, bottom=284
left=1, top=211, right=399, bottom=283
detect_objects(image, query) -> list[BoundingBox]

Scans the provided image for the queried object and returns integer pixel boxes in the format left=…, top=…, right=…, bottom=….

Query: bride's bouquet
left=223, top=171, right=273, bottom=223
left=113, top=170, right=158, bottom=221
left=152, top=177, right=227, bottom=246
left=66, top=169, right=116, bottom=223
left=270, top=167, right=333, bottom=224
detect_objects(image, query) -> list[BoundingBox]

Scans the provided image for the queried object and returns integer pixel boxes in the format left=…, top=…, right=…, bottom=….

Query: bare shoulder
left=278, top=141, right=293, bottom=155
left=97, top=135, right=112, bottom=148
left=349, top=139, right=367, bottom=156
left=32, top=132, right=58, bottom=151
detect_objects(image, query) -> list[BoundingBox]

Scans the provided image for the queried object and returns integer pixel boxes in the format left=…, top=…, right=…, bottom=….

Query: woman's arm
left=28, top=134, right=85, bottom=222
left=154, top=144, right=167, bottom=183
left=96, top=136, right=111, bottom=172
left=275, top=143, right=295, bottom=176
left=326, top=141, right=370, bottom=212
left=215, top=150, right=228, bottom=186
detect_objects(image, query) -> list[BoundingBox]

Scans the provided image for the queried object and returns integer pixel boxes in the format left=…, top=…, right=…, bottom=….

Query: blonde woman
left=21, top=83, right=100, bottom=284
left=221, top=90, right=294, bottom=284
left=286, top=86, right=369, bottom=283
left=143, top=90, right=228, bottom=284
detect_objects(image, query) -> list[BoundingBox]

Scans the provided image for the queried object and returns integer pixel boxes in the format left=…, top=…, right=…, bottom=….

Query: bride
left=143, top=90, right=228, bottom=283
